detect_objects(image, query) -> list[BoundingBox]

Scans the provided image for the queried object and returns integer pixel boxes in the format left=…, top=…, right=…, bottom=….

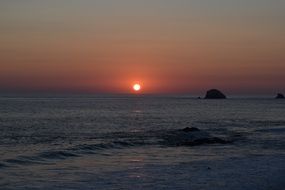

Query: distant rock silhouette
left=204, top=89, right=227, bottom=99
left=275, top=93, right=285, bottom=99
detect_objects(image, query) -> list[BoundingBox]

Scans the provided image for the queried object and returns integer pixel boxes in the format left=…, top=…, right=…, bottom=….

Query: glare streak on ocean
left=0, top=95, right=284, bottom=190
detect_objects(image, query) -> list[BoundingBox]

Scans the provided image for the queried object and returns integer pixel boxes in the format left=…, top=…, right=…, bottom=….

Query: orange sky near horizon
left=0, top=1, right=284, bottom=94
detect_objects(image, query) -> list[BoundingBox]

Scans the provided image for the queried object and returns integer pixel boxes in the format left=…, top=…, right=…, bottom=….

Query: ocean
left=0, top=95, right=284, bottom=190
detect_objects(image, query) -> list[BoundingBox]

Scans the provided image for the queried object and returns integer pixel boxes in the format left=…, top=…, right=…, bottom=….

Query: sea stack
left=275, top=93, right=285, bottom=99
left=205, top=89, right=227, bottom=99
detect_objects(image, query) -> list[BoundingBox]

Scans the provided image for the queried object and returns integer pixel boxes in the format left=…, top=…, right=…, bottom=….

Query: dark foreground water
left=0, top=95, right=284, bottom=190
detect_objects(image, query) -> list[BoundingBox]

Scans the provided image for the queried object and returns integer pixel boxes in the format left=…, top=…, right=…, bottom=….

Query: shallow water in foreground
left=0, top=95, right=284, bottom=189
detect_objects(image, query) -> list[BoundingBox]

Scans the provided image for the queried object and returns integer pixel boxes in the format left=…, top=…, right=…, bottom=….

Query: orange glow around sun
left=133, top=84, right=141, bottom=92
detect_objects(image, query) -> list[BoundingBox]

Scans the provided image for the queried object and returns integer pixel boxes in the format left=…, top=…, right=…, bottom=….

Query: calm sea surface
left=0, top=95, right=284, bottom=189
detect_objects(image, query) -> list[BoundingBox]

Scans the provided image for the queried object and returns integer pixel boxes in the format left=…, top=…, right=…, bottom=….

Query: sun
left=133, top=84, right=141, bottom=92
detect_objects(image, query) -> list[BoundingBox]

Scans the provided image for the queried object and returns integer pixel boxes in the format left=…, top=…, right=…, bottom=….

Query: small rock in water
left=163, top=128, right=231, bottom=146
left=181, top=127, right=200, bottom=132
left=275, top=93, right=285, bottom=99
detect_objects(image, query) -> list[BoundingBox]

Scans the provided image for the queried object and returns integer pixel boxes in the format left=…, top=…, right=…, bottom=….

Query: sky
left=0, top=0, right=284, bottom=95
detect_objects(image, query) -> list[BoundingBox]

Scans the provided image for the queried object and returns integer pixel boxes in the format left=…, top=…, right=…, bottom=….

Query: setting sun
left=133, top=84, right=141, bottom=92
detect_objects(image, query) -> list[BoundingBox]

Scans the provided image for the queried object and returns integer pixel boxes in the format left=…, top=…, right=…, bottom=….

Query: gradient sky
left=1, top=0, right=284, bottom=94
